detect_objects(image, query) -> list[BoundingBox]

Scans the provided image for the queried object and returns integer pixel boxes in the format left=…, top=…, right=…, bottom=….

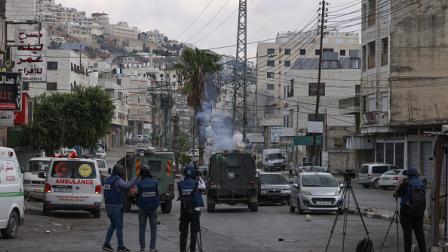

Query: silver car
left=358, top=163, right=397, bottom=188
left=289, top=172, right=342, bottom=214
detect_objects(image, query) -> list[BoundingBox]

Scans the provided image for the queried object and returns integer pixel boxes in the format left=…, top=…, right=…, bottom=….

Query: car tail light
left=45, top=183, right=51, bottom=193
left=169, top=183, right=174, bottom=191
left=392, top=177, right=398, bottom=180
left=95, top=185, right=102, bottom=194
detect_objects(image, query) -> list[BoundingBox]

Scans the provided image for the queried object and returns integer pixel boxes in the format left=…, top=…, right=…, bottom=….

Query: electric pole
left=310, top=0, right=327, bottom=166
left=232, top=0, right=248, bottom=139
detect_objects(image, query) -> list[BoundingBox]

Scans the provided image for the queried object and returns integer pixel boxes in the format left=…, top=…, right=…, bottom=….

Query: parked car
left=258, top=172, right=290, bottom=204
left=94, top=148, right=106, bottom=159
left=95, top=158, right=108, bottom=183
left=23, top=157, right=52, bottom=200
left=290, top=172, right=342, bottom=214
left=295, top=165, right=326, bottom=175
left=379, top=169, right=427, bottom=189
left=358, top=163, right=398, bottom=188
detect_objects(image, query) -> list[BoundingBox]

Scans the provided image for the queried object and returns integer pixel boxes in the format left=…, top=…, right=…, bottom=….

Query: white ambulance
left=42, top=158, right=102, bottom=218
left=0, top=147, right=24, bottom=238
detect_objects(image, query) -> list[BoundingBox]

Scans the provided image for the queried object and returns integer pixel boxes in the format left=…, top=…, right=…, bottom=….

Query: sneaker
left=117, top=246, right=131, bottom=252
left=102, top=244, right=113, bottom=252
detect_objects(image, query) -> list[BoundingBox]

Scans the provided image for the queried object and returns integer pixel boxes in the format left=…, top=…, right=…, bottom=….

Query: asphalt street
left=1, top=198, right=405, bottom=252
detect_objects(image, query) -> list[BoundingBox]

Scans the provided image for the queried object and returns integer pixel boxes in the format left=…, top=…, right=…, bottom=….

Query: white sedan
left=378, top=169, right=405, bottom=189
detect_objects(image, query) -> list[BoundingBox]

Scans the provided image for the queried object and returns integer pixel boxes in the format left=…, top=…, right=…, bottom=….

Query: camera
left=344, top=169, right=356, bottom=180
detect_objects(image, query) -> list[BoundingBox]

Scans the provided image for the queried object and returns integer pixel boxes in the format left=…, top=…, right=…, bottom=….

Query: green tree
left=21, top=87, right=114, bottom=153
left=175, top=47, right=221, bottom=165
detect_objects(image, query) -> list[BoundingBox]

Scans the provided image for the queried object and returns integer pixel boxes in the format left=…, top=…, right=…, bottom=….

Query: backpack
left=356, top=238, right=373, bottom=252
left=180, top=180, right=198, bottom=214
left=405, top=180, right=426, bottom=217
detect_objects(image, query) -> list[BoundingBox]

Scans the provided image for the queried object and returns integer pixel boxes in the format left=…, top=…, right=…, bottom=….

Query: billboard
left=13, top=30, right=46, bottom=82
left=0, top=73, right=21, bottom=110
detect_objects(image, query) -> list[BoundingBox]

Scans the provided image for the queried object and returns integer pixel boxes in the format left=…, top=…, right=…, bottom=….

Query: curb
left=347, top=208, right=394, bottom=221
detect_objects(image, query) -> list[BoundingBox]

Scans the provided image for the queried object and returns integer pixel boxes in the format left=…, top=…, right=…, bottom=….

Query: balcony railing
left=362, top=111, right=389, bottom=126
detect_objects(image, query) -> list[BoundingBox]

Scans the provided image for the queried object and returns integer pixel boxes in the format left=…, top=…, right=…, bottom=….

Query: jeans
left=180, top=210, right=200, bottom=252
left=400, top=208, right=426, bottom=252
left=105, top=205, right=124, bottom=248
left=139, top=208, right=158, bottom=250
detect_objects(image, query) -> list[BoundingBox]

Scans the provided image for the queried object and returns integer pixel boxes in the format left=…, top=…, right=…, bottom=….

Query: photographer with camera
left=393, top=168, right=426, bottom=252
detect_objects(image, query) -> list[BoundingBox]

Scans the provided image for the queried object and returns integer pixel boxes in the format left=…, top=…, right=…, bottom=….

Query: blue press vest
left=136, top=178, right=160, bottom=210
left=400, top=177, right=425, bottom=205
left=178, top=178, right=204, bottom=209
left=104, top=175, right=123, bottom=205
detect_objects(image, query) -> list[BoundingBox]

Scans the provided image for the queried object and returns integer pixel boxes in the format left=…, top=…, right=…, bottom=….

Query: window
left=117, top=79, right=122, bottom=85
left=26, top=160, right=50, bottom=172
left=362, top=3, right=367, bottom=30
left=300, top=49, right=306, bottom=55
left=385, top=143, right=394, bottom=164
left=340, top=50, right=346, bottom=56
left=267, top=72, right=275, bottom=78
left=284, top=48, right=291, bottom=55
left=267, top=48, right=275, bottom=54
left=308, top=113, right=325, bottom=121
left=372, top=166, right=389, bottom=174
left=47, top=61, right=58, bottom=70
left=315, top=49, right=321, bottom=56
left=381, top=92, right=389, bottom=112
left=375, top=142, right=404, bottom=168
left=368, top=94, right=376, bottom=112
left=355, top=85, right=361, bottom=95
left=395, top=143, right=404, bottom=168
left=367, top=0, right=376, bottom=27
left=50, top=161, right=97, bottom=179
left=266, top=84, right=274, bottom=90
left=23, top=82, right=29, bottom=91
left=288, top=79, right=294, bottom=97
left=71, top=63, right=74, bottom=71
left=47, top=82, right=57, bottom=91
left=381, top=37, right=389, bottom=66
left=376, top=143, right=384, bottom=163
left=362, top=45, right=367, bottom=71
left=284, top=60, right=291, bottom=67
left=283, top=115, right=290, bottom=127
left=323, top=48, right=334, bottom=53
left=367, top=41, right=376, bottom=69
left=267, top=60, right=275, bottom=67
left=350, top=58, right=360, bottom=69
left=308, top=83, right=325, bottom=96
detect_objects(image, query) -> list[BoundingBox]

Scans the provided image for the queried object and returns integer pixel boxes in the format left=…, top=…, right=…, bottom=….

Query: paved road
left=1, top=199, right=407, bottom=252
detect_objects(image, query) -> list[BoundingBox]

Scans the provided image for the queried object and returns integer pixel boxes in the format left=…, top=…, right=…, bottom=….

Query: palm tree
left=175, top=47, right=221, bottom=165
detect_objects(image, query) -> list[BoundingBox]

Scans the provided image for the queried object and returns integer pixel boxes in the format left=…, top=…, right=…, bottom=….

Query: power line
left=176, top=0, right=215, bottom=39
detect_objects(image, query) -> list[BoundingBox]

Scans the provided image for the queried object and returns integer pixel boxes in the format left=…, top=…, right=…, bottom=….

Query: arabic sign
left=0, top=73, right=21, bottom=110
left=307, top=121, right=324, bottom=134
left=293, top=135, right=323, bottom=146
left=13, top=30, right=46, bottom=82
left=0, top=111, right=14, bottom=127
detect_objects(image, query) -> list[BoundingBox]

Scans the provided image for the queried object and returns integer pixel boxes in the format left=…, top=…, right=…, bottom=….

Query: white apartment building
left=256, top=31, right=361, bottom=170
left=27, top=49, right=90, bottom=97
left=106, top=22, right=138, bottom=41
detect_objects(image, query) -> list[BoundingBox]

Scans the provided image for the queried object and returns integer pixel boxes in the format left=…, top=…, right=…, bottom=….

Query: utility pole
left=310, top=1, right=327, bottom=166
left=232, top=0, right=248, bottom=139
left=295, top=103, right=299, bottom=165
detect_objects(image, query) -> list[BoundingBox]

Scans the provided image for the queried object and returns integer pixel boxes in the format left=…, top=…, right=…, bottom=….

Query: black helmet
left=183, top=165, right=196, bottom=178
left=140, top=164, right=151, bottom=178
left=112, top=164, right=125, bottom=178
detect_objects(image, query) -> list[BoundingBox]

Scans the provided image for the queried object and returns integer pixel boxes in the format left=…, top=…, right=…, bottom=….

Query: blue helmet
left=183, top=165, right=196, bottom=178
left=404, top=168, right=419, bottom=177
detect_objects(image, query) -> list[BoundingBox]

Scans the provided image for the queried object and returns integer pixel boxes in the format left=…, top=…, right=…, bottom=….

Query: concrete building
left=256, top=31, right=361, bottom=171
left=27, top=49, right=90, bottom=97
left=106, top=22, right=138, bottom=41
left=346, top=0, right=448, bottom=182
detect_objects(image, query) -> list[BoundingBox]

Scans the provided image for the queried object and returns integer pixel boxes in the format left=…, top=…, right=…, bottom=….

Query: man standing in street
left=103, top=164, right=138, bottom=252
left=393, top=167, right=427, bottom=252
left=288, top=162, right=294, bottom=179
left=136, top=165, right=160, bottom=252
left=178, top=165, right=204, bottom=252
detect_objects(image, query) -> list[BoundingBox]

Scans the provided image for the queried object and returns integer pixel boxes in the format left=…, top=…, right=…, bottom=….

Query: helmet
left=183, top=165, right=196, bottom=178
left=140, top=164, right=151, bottom=178
left=404, top=168, right=419, bottom=177
left=112, top=164, right=125, bottom=178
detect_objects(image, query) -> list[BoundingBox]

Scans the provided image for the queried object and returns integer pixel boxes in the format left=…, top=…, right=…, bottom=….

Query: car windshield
left=26, top=160, right=50, bottom=172
left=302, top=174, right=338, bottom=187
left=268, top=153, right=283, bottom=160
left=50, top=160, right=97, bottom=179
left=96, top=159, right=106, bottom=169
left=220, top=155, right=240, bottom=167
left=383, top=170, right=399, bottom=176
left=260, top=174, right=288, bottom=184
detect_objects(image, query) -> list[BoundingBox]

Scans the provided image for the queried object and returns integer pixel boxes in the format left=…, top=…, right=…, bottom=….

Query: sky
left=56, top=0, right=360, bottom=57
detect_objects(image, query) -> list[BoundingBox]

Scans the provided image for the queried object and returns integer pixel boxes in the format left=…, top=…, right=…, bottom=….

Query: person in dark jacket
left=136, top=165, right=160, bottom=252
left=393, top=167, right=426, bottom=252
left=103, top=164, right=138, bottom=252
left=178, top=165, right=204, bottom=252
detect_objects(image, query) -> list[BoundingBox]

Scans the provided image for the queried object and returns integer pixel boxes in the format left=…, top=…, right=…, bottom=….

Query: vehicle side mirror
left=38, top=172, right=47, bottom=179
left=292, top=183, right=299, bottom=188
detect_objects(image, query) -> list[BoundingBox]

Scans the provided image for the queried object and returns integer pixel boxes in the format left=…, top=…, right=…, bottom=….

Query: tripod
left=379, top=198, right=400, bottom=251
left=325, top=177, right=372, bottom=252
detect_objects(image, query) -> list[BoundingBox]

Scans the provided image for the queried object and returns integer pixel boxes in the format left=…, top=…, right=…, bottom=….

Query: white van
left=23, top=157, right=51, bottom=200
left=262, top=149, right=286, bottom=171
left=0, top=147, right=24, bottom=238
left=43, top=158, right=102, bottom=218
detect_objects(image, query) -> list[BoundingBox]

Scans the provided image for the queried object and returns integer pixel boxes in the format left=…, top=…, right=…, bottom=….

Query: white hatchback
left=43, top=158, right=102, bottom=218
left=378, top=169, right=406, bottom=189
left=0, top=147, right=24, bottom=238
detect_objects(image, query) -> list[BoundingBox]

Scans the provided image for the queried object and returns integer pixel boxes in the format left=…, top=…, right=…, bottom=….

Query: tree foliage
left=21, top=87, right=114, bottom=153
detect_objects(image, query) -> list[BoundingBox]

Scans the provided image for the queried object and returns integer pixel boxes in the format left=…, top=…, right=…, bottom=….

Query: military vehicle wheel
left=248, top=202, right=258, bottom=212
left=161, top=200, right=172, bottom=214
left=1, top=211, right=19, bottom=238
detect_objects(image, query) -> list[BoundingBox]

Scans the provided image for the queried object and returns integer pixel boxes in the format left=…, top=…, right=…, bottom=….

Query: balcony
left=362, top=111, right=389, bottom=126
